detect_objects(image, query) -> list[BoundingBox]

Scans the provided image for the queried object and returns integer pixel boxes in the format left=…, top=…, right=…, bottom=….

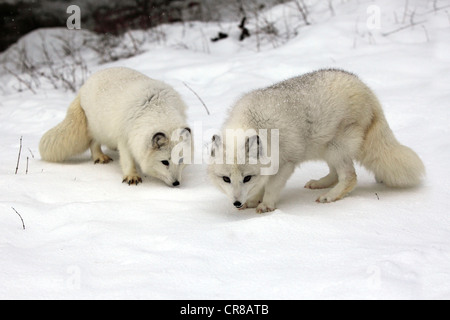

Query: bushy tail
left=39, top=95, right=91, bottom=162
left=360, top=112, right=425, bottom=188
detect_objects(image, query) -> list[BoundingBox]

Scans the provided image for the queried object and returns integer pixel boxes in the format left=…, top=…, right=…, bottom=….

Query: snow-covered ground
left=1, top=0, right=449, bottom=299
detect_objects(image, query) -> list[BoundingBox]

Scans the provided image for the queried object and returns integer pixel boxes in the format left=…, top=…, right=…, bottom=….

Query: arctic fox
left=39, top=67, right=192, bottom=187
left=208, top=69, right=425, bottom=213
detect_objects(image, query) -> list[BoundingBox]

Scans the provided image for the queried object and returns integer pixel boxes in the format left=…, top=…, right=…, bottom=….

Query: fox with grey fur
left=208, top=69, right=425, bottom=213
left=39, top=67, right=192, bottom=187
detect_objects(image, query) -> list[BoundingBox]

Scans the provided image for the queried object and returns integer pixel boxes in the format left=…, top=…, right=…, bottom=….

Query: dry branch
left=11, top=207, right=26, bottom=230
left=183, top=82, right=210, bottom=116
left=15, top=136, right=23, bottom=175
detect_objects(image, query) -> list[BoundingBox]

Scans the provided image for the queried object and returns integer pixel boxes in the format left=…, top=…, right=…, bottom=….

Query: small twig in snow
left=183, top=82, right=210, bottom=116
left=423, top=4, right=450, bottom=15
left=294, top=0, right=311, bottom=25
left=15, top=136, right=23, bottom=174
left=381, top=20, right=426, bottom=36
left=11, top=207, right=26, bottom=230
left=4, top=66, right=37, bottom=94
left=422, top=25, right=430, bottom=42
left=28, top=148, right=35, bottom=159
left=375, top=193, right=380, bottom=200
left=328, top=0, right=335, bottom=16
left=402, top=0, right=409, bottom=24
left=26, top=157, right=29, bottom=175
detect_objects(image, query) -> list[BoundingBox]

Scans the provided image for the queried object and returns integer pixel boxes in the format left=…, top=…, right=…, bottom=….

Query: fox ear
left=152, top=132, right=168, bottom=149
left=246, top=135, right=262, bottom=159
left=211, top=134, right=221, bottom=157
left=181, top=127, right=192, bottom=140
left=183, top=127, right=191, bottom=134
left=171, top=127, right=192, bottom=144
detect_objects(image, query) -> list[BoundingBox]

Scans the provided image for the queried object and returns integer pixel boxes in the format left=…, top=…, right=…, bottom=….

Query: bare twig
left=423, top=4, right=450, bottom=14
left=26, top=156, right=29, bottom=175
left=294, top=0, right=311, bottom=25
left=183, top=82, right=210, bottom=116
left=383, top=1, right=449, bottom=37
left=328, top=0, right=335, bottom=17
left=15, top=136, right=23, bottom=174
left=381, top=20, right=426, bottom=36
left=11, top=207, right=26, bottom=230
left=126, top=31, right=145, bottom=56
left=409, top=7, right=417, bottom=26
left=6, top=33, right=89, bottom=94
left=375, top=193, right=380, bottom=200
left=28, top=148, right=35, bottom=159
left=422, top=25, right=430, bottom=42
left=4, top=66, right=37, bottom=94
left=402, top=0, right=410, bottom=24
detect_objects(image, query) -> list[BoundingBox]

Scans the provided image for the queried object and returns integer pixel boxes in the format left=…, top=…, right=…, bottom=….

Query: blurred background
left=0, top=0, right=288, bottom=53
left=1, top=0, right=309, bottom=93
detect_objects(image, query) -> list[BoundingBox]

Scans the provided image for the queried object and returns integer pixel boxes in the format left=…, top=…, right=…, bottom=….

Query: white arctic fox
left=39, top=67, right=192, bottom=187
left=208, top=69, right=425, bottom=213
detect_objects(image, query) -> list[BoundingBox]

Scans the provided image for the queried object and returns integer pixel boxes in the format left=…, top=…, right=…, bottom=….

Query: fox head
left=140, top=128, right=192, bottom=187
left=208, top=133, right=269, bottom=208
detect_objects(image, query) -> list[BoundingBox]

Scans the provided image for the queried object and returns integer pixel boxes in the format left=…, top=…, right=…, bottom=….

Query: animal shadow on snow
left=274, top=181, right=421, bottom=214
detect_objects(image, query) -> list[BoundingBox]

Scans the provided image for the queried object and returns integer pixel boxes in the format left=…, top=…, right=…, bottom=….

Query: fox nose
left=233, top=201, right=243, bottom=208
left=172, top=181, right=180, bottom=187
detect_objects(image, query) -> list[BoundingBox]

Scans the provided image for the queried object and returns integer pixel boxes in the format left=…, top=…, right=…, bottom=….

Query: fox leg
left=243, top=188, right=265, bottom=209
left=305, top=164, right=338, bottom=189
left=257, top=162, right=296, bottom=213
left=90, top=141, right=113, bottom=164
left=316, top=158, right=357, bottom=203
left=315, top=123, right=362, bottom=203
left=118, top=141, right=142, bottom=185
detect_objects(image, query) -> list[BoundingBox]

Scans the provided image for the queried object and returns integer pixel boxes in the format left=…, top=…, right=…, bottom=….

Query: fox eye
left=243, top=176, right=252, bottom=183
left=223, top=176, right=231, bottom=183
left=161, top=160, right=170, bottom=166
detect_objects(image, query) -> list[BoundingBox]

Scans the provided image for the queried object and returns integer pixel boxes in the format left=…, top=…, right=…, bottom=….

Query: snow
left=1, top=0, right=450, bottom=300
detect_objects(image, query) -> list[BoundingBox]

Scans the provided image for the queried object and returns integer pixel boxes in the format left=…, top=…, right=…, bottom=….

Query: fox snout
left=163, top=178, right=180, bottom=187
left=233, top=201, right=243, bottom=208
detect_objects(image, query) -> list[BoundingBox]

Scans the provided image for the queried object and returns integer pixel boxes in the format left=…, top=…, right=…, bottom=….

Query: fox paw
left=122, top=175, right=143, bottom=186
left=305, top=179, right=325, bottom=189
left=94, top=154, right=113, bottom=164
left=245, top=199, right=262, bottom=209
left=305, top=179, right=336, bottom=190
left=316, top=193, right=341, bottom=203
left=256, top=203, right=276, bottom=214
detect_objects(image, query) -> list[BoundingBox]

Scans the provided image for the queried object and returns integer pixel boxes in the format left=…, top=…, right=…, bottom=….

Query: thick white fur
left=39, top=67, right=190, bottom=186
left=39, top=94, right=90, bottom=162
left=209, top=69, right=425, bottom=213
